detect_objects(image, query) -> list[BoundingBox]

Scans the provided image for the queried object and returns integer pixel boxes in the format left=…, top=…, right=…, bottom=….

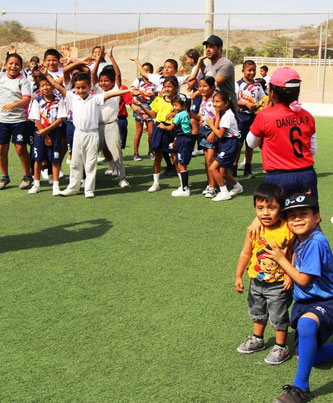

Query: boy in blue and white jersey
left=264, top=193, right=333, bottom=403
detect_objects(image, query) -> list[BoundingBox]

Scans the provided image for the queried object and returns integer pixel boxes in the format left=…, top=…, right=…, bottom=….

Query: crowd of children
left=0, top=36, right=332, bottom=402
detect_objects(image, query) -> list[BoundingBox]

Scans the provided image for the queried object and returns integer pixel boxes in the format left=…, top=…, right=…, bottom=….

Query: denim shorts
left=248, top=279, right=292, bottom=330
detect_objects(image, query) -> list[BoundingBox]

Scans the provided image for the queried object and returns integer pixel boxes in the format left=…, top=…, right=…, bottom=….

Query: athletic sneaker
left=59, top=170, right=64, bottom=178
left=238, top=158, right=246, bottom=170
left=19, top=176, right=33, bottom=190
left=52, top=187, right=61, bottom=196
left=264, top=345, right=291, bottom=365
left=244, top=166, right=255, bottom=178
left=171, top=187, right=190, bottom=197
left=205, top=187, right=217, bottom=198
left=148, top=183, right=160, bottom=192
left=0, top=177, right=10, bottom=190
left=192, top=149, right=204, bottom=156
left=202, top=185, right=211, bottom=195
left=59, top=189, right=78, bottom=197
left=148, top=152, right=154, bottom=160
left=85, top=191, right=95, bottom=198
left=119, top=179, right=129, bottom=188
left=229, top=184, right=244, bottom=197
left=133, top=153, right=142, bottom=161
left=273, top=385, right=310, bottom=403
left=212, top=191, right=232, bottom=201
left=41, top=168, right=49, bottom=180
left=28, top=185, right=40, bottom=194
left=48, top=174, right=54, bottom=185
left=97, top=156, right=105, bottom=163
left=237, top=336, right=265, bottom=354
left=105, top=168, right=118, bottom=176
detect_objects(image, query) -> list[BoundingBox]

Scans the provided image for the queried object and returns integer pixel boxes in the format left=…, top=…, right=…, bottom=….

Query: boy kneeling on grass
left=264, top=194, right=333, bottom=403
left=235, top=182, right=294, bottom=365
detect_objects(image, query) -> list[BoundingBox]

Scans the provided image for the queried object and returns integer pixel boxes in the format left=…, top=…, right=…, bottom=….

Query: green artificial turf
left=0, top=117, right=332, bottom=402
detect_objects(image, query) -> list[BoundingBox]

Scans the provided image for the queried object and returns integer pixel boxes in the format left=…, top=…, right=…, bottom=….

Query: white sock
left=153, top=173, right=160, bottom=185
left=53, top=181, right=60, bottom=189
left=178, top=172, right=182, bottom=187
left=34, top=180, right=40, bottom=187
left=219, top=185, right=228, bottom=193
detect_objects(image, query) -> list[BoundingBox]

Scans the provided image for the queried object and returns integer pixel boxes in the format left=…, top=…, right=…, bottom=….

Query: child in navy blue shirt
left=264, top=193, right=333, bottom=403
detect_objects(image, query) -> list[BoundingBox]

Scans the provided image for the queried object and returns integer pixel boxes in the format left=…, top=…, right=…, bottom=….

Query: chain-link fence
left=1, top=11, right=332, bottom=103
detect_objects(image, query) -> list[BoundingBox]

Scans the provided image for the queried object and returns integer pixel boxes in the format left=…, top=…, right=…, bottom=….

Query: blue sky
left=2, top=1, right=332, bottom=33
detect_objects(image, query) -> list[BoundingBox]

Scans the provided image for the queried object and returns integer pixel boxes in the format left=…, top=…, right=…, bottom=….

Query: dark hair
left=253, top=182, right=285, bottom=208
left=164, top=59, right=178, bottom=70
left=142, top=62, right=154, bottom=73
left=6, top=53, right=23, bottom=67
left=213, top=90, right=239, bottom=121
left=186, top=49, right=200, bottom=63
left=44, top=49, right=61, bottom=61
left=163, top=76, right=179, bottom=89
left=30, top=56, right=40, bottom=64
left=255, top=77, right=267, bottom=92
left=99, top=65, right=115, bottom=82
left=242, top=60, right=256, bottom=70
left=269, top=80, right=300, bottom=105
left=38, top=75, right=51, bottom=87
left=260, top=65, right=269, bottom=73
left=73, top=72, right=91, bottom=85
left=171, top=93, right=191, bottom=112
left=199, top=75, right=216, bottom=89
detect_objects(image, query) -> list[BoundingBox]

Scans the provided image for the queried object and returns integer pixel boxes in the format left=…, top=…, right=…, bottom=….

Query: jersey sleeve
left=94, top=93, right=105, bottom=106
left=131, top=78, right=139, bottom=88
left=57, top=99, right=68, bottom=119
left=298, top=240, right=322, bottom=277
left=250, top=111, right=265, bottom=137
left=177, top=75, right=189, bottom=86
left=219, top=111, right=232, bottom=129
left=65, top=91, right=73, bottom=111
left=28, top=99, right=40, bottom=121
left=173, top=113, right=181, bottom=126
left=147, top=74, right=162, bottom=86
left=21, top=77, right=32, bottom=98
left=149, top=96, right=159, bottom=113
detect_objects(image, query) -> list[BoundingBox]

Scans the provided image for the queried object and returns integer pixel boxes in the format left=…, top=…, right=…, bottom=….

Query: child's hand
left=158, top=123, right=166, bottom=130
left=206, top=117, right=215, bottom=128
left=2, top=103, right=16, bottom=112
left=263, top=241, right=287, bottom=265
left=247, top=217, right=265, bottom=239
left=198, top=55, right=207, bottom=63
left=109, top=46, right=115, bottom=59
left=129, top=57, right=137, bottom=62
left=283, top=274, right=293, bottom=291
left=130, top=88, right=140, bottom=96
left=39, top=65, right=47, bottom=75
left=235, top=277, right=244, bottom=293
left=98, top=46, right=106, bottom=61
left=206, top=132, right=215, bottom=143
left=37, top=128, right=47, bottom=136
left=81, top=56, right=94, bottom=66
left=165, top=112, right=175, bottom=121
left=133, top=99, right=142, bottom=106
left=8, top=43, right=16, bottom=54
left=44, top=134, right=52, bottom=146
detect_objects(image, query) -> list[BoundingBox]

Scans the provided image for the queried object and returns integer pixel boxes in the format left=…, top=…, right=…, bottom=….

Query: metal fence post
left=226, top=12, right=230, bottom=59
left=136, top=12, right=141, bottom=77
left=54, top=12, right=58, bottom=48
left=317, top=24, right=322, bottom=91
left=322, top=12, right=330, bottom=104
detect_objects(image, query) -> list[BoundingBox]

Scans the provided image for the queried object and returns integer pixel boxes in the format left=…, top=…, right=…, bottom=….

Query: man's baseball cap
left=280, top=193, right=319, bottom=214
left=270, top=67, right=301, bottom=88
left=203, top=35, right=223, bottom=47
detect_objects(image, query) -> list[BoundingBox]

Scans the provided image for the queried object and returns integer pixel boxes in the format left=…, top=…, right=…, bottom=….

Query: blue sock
left=313, top=344, right=333, bottom=366
left=293, top=317, right=319, bottom=391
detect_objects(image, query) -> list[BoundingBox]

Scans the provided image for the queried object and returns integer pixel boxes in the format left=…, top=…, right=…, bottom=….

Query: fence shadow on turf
left=0, top=219, right=112, bottom=253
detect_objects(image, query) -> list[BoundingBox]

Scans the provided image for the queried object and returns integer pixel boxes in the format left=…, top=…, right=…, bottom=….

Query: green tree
left=262, top=36, right=289, bottom=58
left=243, top=46, right=258, bottom=57
left=0, top=21, right=34, bottom=46
left=224, top=46, right=244, bottom=65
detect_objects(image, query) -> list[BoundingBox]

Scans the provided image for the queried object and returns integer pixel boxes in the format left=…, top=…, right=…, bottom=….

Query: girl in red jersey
left=246, top=67, right=318, bottom=198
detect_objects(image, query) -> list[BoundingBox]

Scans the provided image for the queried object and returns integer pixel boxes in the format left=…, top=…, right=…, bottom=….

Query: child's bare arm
left=129, top=57, right=148, bottom=79
left=158, top=122, right=175, bottom=131
left=91, top=47, right=106, bottom=87
left=187, top=55, right=206, bottom=82
left=39, top=65, right=67, bottom=97
left=2, top=96, right=30, bottom=112
left=206, top=117, right=227, bottom=139
left=104, top=87, right=139, bottom=102
left=63, top=56, right=93, bottom=85
left=36, top=118, right=63, bottom=136
left=109, top=46, right=121, bottom=88
left=235, top=234, right=253, bottom=293
left=133, top=100, right=156, bottom=119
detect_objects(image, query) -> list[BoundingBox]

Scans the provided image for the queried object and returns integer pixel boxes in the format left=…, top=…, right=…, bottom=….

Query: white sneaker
left=48, top=174, right=54, bottom=184
left=202, top=185, right=210, bottom=195
left=212, top=192, right=232, bottom=201
left=85, top=191, right=95, bottom=198
left=192, top=149, right=204, bottom=156
left=119, top=179, right=129, bottom=188
left=97, top=156, right=105, bottom=163
left=105, top=168, right=118, bottom=176
left=59, top=189, right=78, bottom=197
left=238, top=158, right=246, bottom=170
left=171, top=187, right=190, bottom=197
left=41, top=169, right=49, bottom=180
left=28, top=185, right=40, bottom=194
left=133, top=153, right=142, bottom=161
left=205, top=188, right=217, bottom=198
left=66, top=158, right=71, bottom=164
left=148, top=183, right=160, bottom=192
left=229, top=184, right=244, bottom=197
left=59, top=170, right=64, bottom=178
left=80, top=179, right=85, bottom=189
left=52, top=187, right=61, bottom=196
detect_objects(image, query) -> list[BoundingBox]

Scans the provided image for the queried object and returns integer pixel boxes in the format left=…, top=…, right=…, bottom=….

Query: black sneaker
left=273, top=385, right=310, bottom=403
left=244, top=167, right=255, bottom=178
left=0, top=177, right=10, bottom=190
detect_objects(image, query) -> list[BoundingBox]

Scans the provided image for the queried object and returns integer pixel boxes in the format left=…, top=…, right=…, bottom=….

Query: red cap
left=270, top=67, right=301, bottom=88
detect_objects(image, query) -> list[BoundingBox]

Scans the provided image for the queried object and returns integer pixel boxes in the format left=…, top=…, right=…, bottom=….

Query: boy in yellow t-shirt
left=234, top=182, right=295, bottom=365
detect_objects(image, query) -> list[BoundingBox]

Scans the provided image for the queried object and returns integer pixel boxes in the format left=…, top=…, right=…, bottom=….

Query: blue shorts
left=32, top=127, right=62, bottom=162
left=175, top=135, right=193, bottom=166
left=133, top=102, right=153, bottom=122
left=215, top=137, right=238, bottom=168
left=118, top=117, right=128, bottom=149
left=152, top=122, right=175, bottom=153
left=0, top=121, right=30, bottom=145
left=191, top=95, right=202, bottom=115
left=237, top=112, right=255, bottom=142
left=199, top=126, right=217, bottom=150
left=291, top=298, right=333, bottom=354
left=26, top=120, right=35, bottom=146
left=66, top=120, right=75, bottom=154
left=265, top=166, right=318, bottom=199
